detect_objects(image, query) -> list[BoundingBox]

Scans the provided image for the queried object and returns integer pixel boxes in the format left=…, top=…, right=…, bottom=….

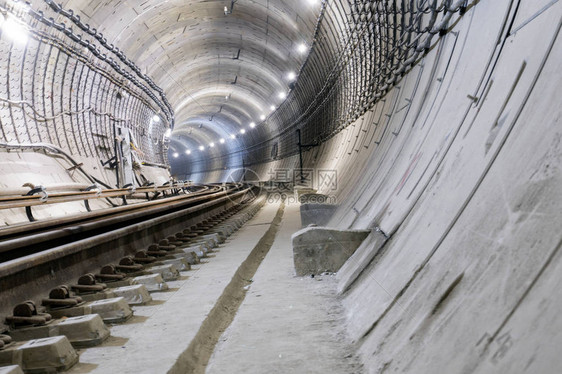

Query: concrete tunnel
left=0, top=0, right=560, bottom=373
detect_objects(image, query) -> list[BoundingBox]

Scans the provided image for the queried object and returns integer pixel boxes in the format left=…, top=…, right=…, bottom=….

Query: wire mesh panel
left=0, top=0, right=473, bottom=175
left=185, top=0, right=473, bottom=174
left=0, top=1, right=172, bottom=165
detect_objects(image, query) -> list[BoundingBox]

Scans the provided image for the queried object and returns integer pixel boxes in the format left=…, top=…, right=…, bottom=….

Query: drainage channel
left=0, top=196, right=267, bottom=373
left=168, top=200, right=285, bottom=374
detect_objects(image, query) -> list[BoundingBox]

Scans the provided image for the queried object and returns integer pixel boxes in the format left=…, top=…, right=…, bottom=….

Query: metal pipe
left=0, top=185, right=214, bottom=238
left=0, top=183, right=91, bottom=197
left=0, top=186, right=251, bottom=278
left=0, top=183, right=201, bottom=209
left=0, top=185, right=245, bottom=254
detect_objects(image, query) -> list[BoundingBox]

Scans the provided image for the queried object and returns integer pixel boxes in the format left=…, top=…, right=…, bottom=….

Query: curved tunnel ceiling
left=55, top=0, right=323, bottom=174
left=25, top=0, right=474, bottom=181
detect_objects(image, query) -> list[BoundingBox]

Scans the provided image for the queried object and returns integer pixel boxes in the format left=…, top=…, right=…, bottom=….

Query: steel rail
left=0, top=185, right=220, bottom=241
left=0, top=183, right=249, bottom=257
left=0, top=186, right=250, bottom=278
left=0, top=184, right=202, bottom=209
left=0, top=183, right=251, bottom=263
left=0, top=184, right=242, bottom=252
left=0, top=184, right=257, bottom=327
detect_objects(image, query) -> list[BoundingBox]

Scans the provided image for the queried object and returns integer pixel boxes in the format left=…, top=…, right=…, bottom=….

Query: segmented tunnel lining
left=168, top=200, right=285, bottom=374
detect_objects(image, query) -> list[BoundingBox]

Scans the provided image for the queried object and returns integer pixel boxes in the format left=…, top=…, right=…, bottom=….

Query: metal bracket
left=83, top=184, right=101, bottom=212
left=25, top=186, right=48, bottom=222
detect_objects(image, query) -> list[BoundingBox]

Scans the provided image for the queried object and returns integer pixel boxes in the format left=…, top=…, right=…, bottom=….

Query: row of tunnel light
left=168, top=123, right=251, bottom=159
left=0, top=3, right=273, bottom=160
left=168, top=68, right=303, bottom=159
left=0, top=0, right=318, bottom=161
left=169, top=0, right=322, bottom=159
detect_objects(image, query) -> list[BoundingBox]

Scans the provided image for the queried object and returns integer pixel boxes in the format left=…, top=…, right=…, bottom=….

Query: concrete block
left=181, top=245, right=205, bottom=259
left=300, top=203, right=339, bottom=227
left=219, top=224, right=235, bottom=235
left=294, top=186, right=317, bottom=198
left=175, top=248, right=202, bottom=263
left=7, top=325, right=53, bottom=343
left=223, top=221, right=237, bottom=230
left=202, top=233, right=224, bottom=244
left=146, top=264, right=179, bottom=281
left=182, top=251, right=201, bottom=264
left=208, top=227, right=229, bottom=239
left=200, top=235, right=219, bottom=247
left=88, top=298, right=133, bottom=323
left=202, top=238, right=216, bottom=250
left=190, top=240, right=212, bottom=254
left=101, top=278, right=132, bottom=288
left=132, top=274, right=169, bottom=292
left=79, top=289, right=116, bottom=303
left=229, top=219, right=243, bottom=228
left=47, top=297, right=133, bottom=323
left=0, top=336, right=78, bottom=373
left=111, top=285, right=152, bottom=305
left=191, top=238, right=215, bottom=251
left=8, top=314, right=109, bottom=348
left=162, top=257, right=191, bottom=272
left=53, top=315, right=110, bottom=348
left=292, top=227, right=371, bottom=276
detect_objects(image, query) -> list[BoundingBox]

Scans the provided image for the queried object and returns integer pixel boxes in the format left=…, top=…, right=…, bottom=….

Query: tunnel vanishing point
left=0, top=0, right=560, bottom=373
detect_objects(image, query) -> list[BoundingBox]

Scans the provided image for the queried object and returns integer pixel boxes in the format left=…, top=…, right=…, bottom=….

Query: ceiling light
left=260, top=114, right=266, bottom=121
left=230, top=134, right=236, bottom=139
left=240, top=129, right=246, bottom=134
left=297, top=43, right=308, bottom=54
left=287, top=71, right=297, bottom=81
left=249, top=122, right=256, bottom=128
left=199, top=145, right=205, bottom=151
left=172, top=152, right=179, bottom=158
left=1, top=17, right=28, bottom=45
left=220, top=138, right=225, bottom=144
left=270, top=105, right=276, bottom=111
left=164, top=129, right=172, bottom=137
left=209, top=142, right=215, bottom=147
left=185, top=149, right=191, bottom=155
left=152, top=115, right=160, bottom=122
left=278, top=91, right=287, bottom=100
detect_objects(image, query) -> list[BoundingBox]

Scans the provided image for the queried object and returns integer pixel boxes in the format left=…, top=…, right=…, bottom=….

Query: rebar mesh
left=187, top=0, right=472, bottom=174
left=0, top=0, right=170, bottom=165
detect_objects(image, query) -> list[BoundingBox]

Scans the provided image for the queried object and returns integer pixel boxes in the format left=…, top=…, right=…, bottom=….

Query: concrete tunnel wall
left=0, top=0, right=560, bottom=371
left=191, top=1, right=562, bottom=372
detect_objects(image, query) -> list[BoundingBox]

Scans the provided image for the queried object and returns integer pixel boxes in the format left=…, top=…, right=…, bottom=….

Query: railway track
left=0, top=183, right=241, bottom=261
left=0, top=182, right=260, bottom=327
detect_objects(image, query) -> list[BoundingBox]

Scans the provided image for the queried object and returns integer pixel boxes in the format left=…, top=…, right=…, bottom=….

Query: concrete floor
left=69, top=202, right=279, bottom=373
left=207, top=202, right=362, bottom=374
left=67, top=200, right=359, bottom=373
